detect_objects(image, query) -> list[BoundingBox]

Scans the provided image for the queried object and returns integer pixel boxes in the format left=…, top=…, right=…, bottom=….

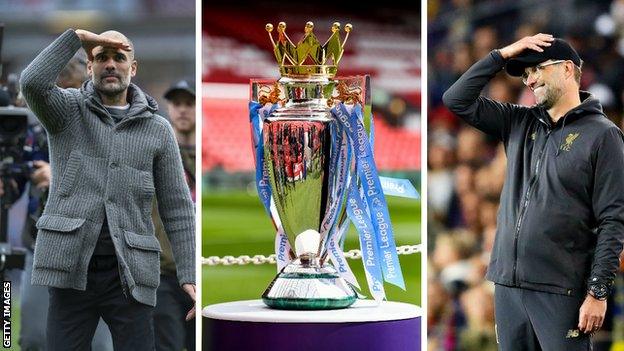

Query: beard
left=94, top=73, right=130, bottom=97
left=535, top=83, right=563, bottom=110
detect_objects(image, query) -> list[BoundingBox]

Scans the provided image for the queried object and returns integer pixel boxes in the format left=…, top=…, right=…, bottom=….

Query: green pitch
left=202, top=189, right=421, bottom=308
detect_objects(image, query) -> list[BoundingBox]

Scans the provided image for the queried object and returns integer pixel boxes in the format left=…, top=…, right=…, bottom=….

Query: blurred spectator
left=428, top=128, right=456, bottom=225
left=472, top=26, right=498, bottom=59
left=153, top=79, right=196, bottom=351
left=455, top=128, right=489, bottom=166
left=458, top=283, right=497, bottom=351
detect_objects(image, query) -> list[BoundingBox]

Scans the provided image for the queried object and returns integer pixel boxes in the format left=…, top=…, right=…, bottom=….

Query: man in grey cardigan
left=20, top=28, right=195, bottom=350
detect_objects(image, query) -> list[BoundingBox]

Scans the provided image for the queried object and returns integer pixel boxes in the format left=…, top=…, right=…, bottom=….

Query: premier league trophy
left=249, top=21, right=406, bottom=310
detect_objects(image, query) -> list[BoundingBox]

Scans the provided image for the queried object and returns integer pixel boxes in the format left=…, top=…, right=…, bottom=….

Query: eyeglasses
left=521, top=60, right=567, bottom=85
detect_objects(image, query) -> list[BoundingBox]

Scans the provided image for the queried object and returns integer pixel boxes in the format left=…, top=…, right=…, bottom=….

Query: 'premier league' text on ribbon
left=346, top=182, right=385, bottom=301
left=250, top=101, right=293, bottom=271
left=332, top=102, right=406, bottom=290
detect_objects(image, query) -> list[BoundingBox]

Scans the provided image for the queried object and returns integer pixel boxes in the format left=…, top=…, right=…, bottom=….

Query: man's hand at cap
left=499, top=33, right=554, bottom=60
left=74, top=29, right=132, bottom=61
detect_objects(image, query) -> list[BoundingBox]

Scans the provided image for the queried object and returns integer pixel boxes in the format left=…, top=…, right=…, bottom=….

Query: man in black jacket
left=443, top=33, right=624, bottom=349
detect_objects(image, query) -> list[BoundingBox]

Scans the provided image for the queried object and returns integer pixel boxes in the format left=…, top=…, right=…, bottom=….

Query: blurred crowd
left=428, top=0, right=624, bottom=350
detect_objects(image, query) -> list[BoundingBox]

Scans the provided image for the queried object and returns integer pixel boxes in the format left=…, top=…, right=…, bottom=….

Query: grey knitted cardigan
left=20, top=29, right=195, bottom=306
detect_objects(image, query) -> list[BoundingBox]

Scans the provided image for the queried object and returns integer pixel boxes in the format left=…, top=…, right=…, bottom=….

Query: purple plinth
left=202, top=299, right=422, bottom=351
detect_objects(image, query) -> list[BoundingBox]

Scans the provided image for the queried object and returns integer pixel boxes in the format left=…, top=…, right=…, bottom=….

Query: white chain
left=201, top=244, right=422, bottom=266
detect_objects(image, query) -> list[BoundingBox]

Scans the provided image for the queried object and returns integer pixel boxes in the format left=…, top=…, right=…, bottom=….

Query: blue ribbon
left=322, top=122, right=351, bottom=249
left=369, top=107, right=375, bottom=153
left=248, top=101, right=278, bottom=217
left=251, top=99, right=410, bottom=294
left=332, top=103, right=406, bottom=290
left=250, top=101, right=292, bottom=271
left=360, top=105, right=419, bottom=200
left=380, top=176, right=420, bottom=199
left=346, top=180, right=385, bottom=300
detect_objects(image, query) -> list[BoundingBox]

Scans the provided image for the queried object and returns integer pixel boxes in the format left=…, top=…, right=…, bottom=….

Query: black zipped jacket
left=443, top=50, right=624, bottom=297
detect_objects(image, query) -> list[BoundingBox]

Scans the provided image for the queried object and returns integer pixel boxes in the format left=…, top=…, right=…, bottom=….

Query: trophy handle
left=332, top=74, right=371, bottom=131
left=250, top=78, right=285, bottom=104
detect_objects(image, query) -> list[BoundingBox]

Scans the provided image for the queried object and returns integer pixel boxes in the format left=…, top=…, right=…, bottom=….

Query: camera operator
left=0, top=87, right=21, bottom=204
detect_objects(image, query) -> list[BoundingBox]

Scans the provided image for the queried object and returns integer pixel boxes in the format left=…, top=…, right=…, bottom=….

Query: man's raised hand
left=74, top=29, right=132, bottom=61
left=499, top=33, right=554, bottom=59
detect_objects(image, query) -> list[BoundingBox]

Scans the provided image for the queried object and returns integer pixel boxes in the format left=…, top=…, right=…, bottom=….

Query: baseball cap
left=505, top=38, right=582, bottom=77
left=164, top=79, right=195, bottom=100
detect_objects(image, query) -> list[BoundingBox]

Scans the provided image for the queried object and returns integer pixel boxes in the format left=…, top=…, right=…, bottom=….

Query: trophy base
left=262, top=259, right=357, bottom=310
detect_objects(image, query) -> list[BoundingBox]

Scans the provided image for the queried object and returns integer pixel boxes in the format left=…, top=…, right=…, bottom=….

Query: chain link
left=202, top=244, right=422, bottom=266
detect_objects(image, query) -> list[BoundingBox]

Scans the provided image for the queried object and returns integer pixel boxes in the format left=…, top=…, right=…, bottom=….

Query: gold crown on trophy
left=266, top=21, right=352, bottom=78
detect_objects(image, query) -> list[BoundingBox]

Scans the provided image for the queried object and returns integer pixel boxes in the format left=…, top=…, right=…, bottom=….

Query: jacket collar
left=535, top=90, right=605, bottom=129
left=82, top=80, right=159, bottom=122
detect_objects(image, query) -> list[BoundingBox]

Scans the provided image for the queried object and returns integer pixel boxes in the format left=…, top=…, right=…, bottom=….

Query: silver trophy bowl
left=259, top=77, right=357, bottom=309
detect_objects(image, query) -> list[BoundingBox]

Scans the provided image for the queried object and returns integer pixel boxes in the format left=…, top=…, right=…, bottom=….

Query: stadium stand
left=203, top=95, right=421, bottom=173
left=203, top=6, right=421, bottom=175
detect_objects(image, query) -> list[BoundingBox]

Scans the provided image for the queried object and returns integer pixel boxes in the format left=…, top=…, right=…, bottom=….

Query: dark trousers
left=154, top=274, right=195, bottom=351
left=494, top=284, right=592, bottom=351
left=47, top=255, right=155, bottom=351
